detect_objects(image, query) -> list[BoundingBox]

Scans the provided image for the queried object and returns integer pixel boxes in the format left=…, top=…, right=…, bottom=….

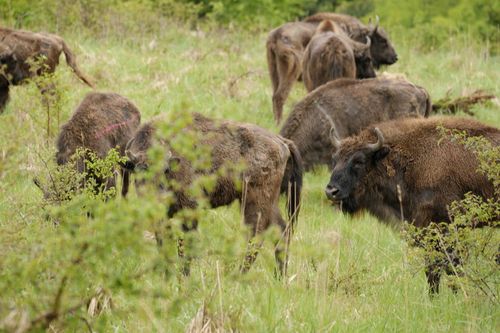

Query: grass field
left=0, top=22, right=499, bottom=332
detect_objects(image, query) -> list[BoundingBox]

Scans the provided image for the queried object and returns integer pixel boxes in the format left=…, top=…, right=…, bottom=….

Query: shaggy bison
left=303, top=13, right=398, bottom=68
left=36, top=92, right=141, bottom=198
left=302, top=20, right=375, bottom=92
left=0, top=27, right=94, bottom=112
left=280, top=77, right=431, bottom=170
left=325, top=116, right=499, bottom=293
left=124, top=113, right=303, bottom=275
left=267, top=14, right=397, bottom=123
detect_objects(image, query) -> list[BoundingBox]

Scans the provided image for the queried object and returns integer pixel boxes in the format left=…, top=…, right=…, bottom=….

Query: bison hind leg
left=273, top=208, right=292, bottom=279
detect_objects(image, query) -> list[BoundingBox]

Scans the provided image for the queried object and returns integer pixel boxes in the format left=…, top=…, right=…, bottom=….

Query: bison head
left=325, top=127, right=390, bottom=213
left=353, top=37, right=376, bottom=79
left=0, top=45, right=23, bottom=85
left=125, top=132, right=181, bottom=178
left=367, top=16, right=398, bottom=68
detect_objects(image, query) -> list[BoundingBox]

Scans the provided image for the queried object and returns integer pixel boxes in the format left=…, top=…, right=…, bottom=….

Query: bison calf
left=37, top=92, right=141, bottom=197
left=125, top=113, right=303, bottom=275
left=325, top=116, right=499, bottom=293
left=0, top=27, right=94, bottom=112
left=302, top=20, right=375, bottom=92
left=280, top=77, right=431, bottom=170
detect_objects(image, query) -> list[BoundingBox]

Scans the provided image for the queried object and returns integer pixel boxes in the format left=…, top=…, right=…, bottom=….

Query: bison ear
left=373, top=145, right=390, bottom=161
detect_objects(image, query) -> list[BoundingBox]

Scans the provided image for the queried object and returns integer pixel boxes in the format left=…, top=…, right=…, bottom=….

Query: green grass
left=0, top=22, right=499, bottom=332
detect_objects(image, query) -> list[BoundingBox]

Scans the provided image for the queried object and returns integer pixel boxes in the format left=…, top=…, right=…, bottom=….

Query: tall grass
left=0, top=21, right=499, bottom=332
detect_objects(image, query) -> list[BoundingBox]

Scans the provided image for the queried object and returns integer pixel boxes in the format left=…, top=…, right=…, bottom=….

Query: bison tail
left=424, top=89, right=432, bottom=117
left=281, top=141, right=303, bottom=229
left=61, top=40, right=95, bottom=88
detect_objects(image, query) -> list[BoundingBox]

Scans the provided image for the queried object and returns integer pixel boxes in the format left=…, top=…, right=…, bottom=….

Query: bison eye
left=351, top=154, right=366, bottom=168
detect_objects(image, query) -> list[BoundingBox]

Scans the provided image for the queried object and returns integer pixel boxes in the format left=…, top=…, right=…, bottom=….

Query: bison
left=280, top=77, right=431, bottom=170
left=35, top=92, right=141, bottom=198
left=266, top=21, right=317, bottom=124
left=302, top=20, right=375, bottom=92
left=303, top=13, right=398, bottom=68
left=324, top=116, right=499, bottom=293
left=0, top=27, right=94, bottom=112
left=267, top=14, right=397, bottom=123
left=124, top=113, right=303, bottom=275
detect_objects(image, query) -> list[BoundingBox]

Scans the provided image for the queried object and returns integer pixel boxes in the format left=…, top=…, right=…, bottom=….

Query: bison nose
left=325, top=184, right=339, bottom=198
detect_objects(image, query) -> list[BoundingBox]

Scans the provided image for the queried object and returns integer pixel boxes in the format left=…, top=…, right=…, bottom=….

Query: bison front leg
left=0, top=84, right=10, bottom=113
left=121, top=168, right=130, bottom=197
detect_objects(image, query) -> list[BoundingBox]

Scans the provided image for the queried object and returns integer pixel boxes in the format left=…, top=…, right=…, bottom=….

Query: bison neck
left=358, top=166, right=408, bottom=225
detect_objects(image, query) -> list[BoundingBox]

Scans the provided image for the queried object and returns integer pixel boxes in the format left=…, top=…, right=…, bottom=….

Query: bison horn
left=365, top=36, right=371, bottom=49
left=330, top=127, right=341, bottom=150
left=366, top=127, right=384, bottom=151
left=126, top=149, right=138, bottom=162
left=373, top=15, right=380, bottom=32
left=165, top=150, right=172, bottom=160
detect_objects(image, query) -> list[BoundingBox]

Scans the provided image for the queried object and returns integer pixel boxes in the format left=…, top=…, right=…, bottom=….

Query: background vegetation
left=0, top=0, right=499, bottom=332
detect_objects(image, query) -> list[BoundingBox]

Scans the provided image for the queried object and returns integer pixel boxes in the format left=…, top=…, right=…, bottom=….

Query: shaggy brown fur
left=302, top=20, right=374, bottom=92
left=303, top=13, right=398, bottom=68
left=0, top=27, right=94, bottom=112
left=266, top=21, right=317, bottom=123
left=325, top=116, right=499, bottom=293
left=55, top=92, right=141, bottom=196
left=125, top=113, right=303, bottom=275
left=280, top=77, right=431, bottom=170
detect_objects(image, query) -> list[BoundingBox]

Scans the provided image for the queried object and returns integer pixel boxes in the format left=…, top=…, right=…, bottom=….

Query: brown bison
left=324, top=116, right=499, bottom=293
left=280, top=77, right=431, bottom=170
left=303, top=13, right=398, bottom=68
left=124, top=113, right=303, bottom=275
left=36, top=92, right=141, bottom=198
left=0, top=27, right=94, bottom=112
left=266, top=21, right=317, bottom=123
left=302, top=20, right=375, bottom=92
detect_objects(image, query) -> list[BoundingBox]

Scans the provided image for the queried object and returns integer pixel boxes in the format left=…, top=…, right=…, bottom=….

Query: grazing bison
left=0, top=27, right=94, bottom=112
left=303, top=13, right=398, bottom=68
left=280, top=77, right=431, bottom=170
left=36, top=92, right=141, bottom=198
left=324, top=116, right=499, bottom=293
left=302, top=20, right=375, bottom=92
left=125, top=113, right=303, bottom=275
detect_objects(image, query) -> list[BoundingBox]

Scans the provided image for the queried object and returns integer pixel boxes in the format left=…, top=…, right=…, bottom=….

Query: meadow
left=0, top=19, right=499, bottom=332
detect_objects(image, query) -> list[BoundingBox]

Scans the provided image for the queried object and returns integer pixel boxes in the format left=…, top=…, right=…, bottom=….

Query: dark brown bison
left=280, top=77, right=431, bottom=170
left=324, top=116, right=499, bottom=293
left=36, top=92, right=141, bottom=198
left=125, top=113, right=303, bottom=275
left=303, top=13, right=398, bottom=68
left=0, top=27, right=94, bottom=112
left=302, top=20, right=375, bottom=92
